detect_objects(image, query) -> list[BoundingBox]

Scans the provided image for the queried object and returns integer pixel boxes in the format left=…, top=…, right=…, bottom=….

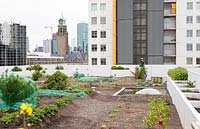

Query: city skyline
left=0, top=0, right=88, bottom=51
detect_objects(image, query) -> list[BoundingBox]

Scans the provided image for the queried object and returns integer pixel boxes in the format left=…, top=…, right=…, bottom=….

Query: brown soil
left=0, top=88, right=183, bottom=129
left=187, top=97, right=200, bottom=101
left=195, top=108, right=200, bottom=113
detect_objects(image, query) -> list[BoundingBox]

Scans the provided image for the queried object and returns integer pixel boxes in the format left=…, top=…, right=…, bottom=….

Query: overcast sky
left=0, top=0, right=88, bottom=51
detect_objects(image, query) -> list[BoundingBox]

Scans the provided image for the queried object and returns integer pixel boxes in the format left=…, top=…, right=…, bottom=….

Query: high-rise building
left=43, top=39, right=51, bottom=53
left=26, top=37, right=29, bottom=52
left=89, top=0, right=199, bottom=65
left=77, top=23, right=88, bottom=54
left=51, top=33, right=57, bottom=55
left=56, top=15, right=69, bottom=57
left=70, top=38, right=76, bottom=52
left=0, top=22, right=26, bottom=66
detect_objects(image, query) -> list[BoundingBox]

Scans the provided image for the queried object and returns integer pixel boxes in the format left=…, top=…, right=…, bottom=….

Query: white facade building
left=43, top=39, right=52, bottom=53
left=88, top=0, right=113, bottom=66
left=176, top=0, right=200, bottom=65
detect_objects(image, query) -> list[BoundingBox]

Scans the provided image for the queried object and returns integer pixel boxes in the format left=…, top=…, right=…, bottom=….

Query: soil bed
left=187, top=97, right=200, bottom=101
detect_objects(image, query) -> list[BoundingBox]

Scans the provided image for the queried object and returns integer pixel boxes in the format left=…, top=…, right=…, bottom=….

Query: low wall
left=0, top=64, right=180, bottom=77
left=188, top=68, right=200, bottom=89
left=167, top=76, right=200, bottom=129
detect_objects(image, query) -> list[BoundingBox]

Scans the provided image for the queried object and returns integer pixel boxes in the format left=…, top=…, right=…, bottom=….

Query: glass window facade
left=0, top=23, right=26, bottom=66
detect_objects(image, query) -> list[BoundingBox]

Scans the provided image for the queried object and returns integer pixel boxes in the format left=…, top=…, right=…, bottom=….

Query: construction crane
left=44, top=25, right=56, bottom=36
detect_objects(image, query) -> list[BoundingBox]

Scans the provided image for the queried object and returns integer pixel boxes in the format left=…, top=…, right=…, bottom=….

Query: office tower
left=26, top=37, right=29, bottom=52
left=43, top=39, right=52, bottom=53
left=0, top=22, right=26, bottom=66
left=51, top=33, right=57, bottom=55
left=77, top=23, right=88, bottom=54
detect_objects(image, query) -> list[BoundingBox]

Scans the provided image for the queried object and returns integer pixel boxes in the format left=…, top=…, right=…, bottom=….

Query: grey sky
left=0, top=0, right=88, bottom=51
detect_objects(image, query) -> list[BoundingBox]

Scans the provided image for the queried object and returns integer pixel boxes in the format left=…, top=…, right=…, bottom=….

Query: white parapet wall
left=188, top=68, right=200, bottom=89
left=0, top=64, right=182, bottom=78
left=167, top=76, right=200, bottom=129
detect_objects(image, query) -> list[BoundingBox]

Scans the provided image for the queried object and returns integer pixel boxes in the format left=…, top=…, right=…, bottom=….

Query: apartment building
left=88, top=0, right=200, bottom=65
left=0, top=22, right=26, bottom=66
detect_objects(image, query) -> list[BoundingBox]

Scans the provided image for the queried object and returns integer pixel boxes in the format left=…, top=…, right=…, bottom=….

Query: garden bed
left=114, top=87, right=168, bottom=96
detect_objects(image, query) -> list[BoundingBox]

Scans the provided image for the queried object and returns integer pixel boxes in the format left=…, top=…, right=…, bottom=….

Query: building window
left=187, top=57, right=193, bottom=65
left=91, top=44, right=97, bottom=52
left=100, top=3, right=106, bottom=11
left=197, top=16, right=200, bottom=23
left=100, top=44, right=106, bottom=51
left=197, top=43, right=200, bottom=51
left=101, top=58, right=106, bottom=65
left=186, top=43, right=193, bottom=51
left=197, top=58, right=200, bottom=64
left=197, top=30, right=200, bottom=37
left=100, top=17, right=106, bottom=24
left=186, top=16, right=193, bottom=24
left=91, top=3, right=97, bottom=11
left=92, top=58, right=97, bottom=65
left=187, top=30, right=193, bottom=37
left=91, top=31, right=97, bottom=38
left=100, top=31, right=106, bottom=38
left=187, top=2, right=193, bottom=10
left=91, top=17, right=97, bottom=25
left=197, top=2, right=200, bottom=10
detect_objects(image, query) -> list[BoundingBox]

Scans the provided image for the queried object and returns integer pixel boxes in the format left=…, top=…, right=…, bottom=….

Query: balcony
left=164, top=24, right=176, bottom=30
left=164, top=0, right=176, bottom=3
left=164, top=10, right=176, bottom=17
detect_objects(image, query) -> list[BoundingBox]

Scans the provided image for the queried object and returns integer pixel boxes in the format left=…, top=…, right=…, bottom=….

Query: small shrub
left=0, top=73, right=37, bottom=107
left=26, top=64, right=43, bottom=71
left=44, top=71, right=68, bottom=90
left=168, top=67, right=188, bottom=80
left=187, top=80, right=195, bottom=88
left=11, top=66, right=22, bottom=72
left=132, top=66, right=147, bottom=79
left=111, top=66, right=129, bottom=70
left=27, top=65, right=46, bottom=81
left=55, top=65, right=64, bottom=70
left=32, top=71, right=43, bottom=81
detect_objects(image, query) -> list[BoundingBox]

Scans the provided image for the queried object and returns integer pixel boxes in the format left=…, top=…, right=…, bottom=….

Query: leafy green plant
left=111, top=66, right=129, bottom=70
left=0, top=73, right=37, bottom=107
left=182, top=89, right=193, bottom=92
left=67, top=85, right=92, bottom=94
left=168, top=67, right=188, bottom=80
left=0, top=111, right=18, bottom=124
left=26, top=97, right=72, bottom=125
left=44, top=71, right=68, bottom=90
left=27, top=65, right=46, bottom=81
left=132, top=66, right=147, bottom=79
left=11, top=66, right=22, bottom=72
left=26, top=64, right=43, bottom=71
left=187, top=80, right=195, bottom=88
left=143, top=98, right=170, bottom=129
left=55, top=65, right=64, bottom=70
left=32, top=71, right=43, bottom=81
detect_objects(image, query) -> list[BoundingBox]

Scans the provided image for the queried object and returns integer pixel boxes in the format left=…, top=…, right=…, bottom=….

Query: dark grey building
left=0, top=23, right=27, bottom=66
left=117, top=0, right=164, bottom=64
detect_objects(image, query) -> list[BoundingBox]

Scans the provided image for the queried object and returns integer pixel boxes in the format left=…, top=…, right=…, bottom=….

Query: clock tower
left=56, top=15, right=69, bottom=57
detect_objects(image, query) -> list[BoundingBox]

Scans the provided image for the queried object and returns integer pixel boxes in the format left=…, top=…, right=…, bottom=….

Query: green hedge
left=168, top=67, right=188, bottom=80
left=11, top=66, right=22, bottom=72
left=111, top=66, right=129, bottom=70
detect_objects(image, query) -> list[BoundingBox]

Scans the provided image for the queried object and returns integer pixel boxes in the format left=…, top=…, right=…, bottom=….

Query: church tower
left=56, top=14, right=69, bottom=57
